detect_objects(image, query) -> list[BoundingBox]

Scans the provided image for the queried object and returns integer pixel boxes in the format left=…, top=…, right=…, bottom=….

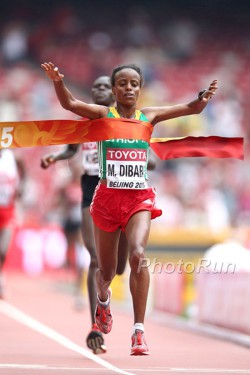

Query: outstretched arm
left=41, top=62, right=108, bottom=119
left=142, top=80, right=218, bottom=125
left=40, top=144, right=79, bottom=169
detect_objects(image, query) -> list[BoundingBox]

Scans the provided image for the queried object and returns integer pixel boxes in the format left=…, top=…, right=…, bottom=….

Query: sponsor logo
left=107, top=148, right=147, bottom=162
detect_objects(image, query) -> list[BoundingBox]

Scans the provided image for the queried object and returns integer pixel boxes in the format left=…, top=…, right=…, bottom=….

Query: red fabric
left=150, top=136, right=244, bottom=160
left=90, top=183, right=162, bottom=232
left=0, top=118, right=153, bottom=148
left=0, top=118, right=244, bottom=161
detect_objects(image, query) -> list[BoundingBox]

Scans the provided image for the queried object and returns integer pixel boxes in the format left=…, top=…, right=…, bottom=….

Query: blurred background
left=1, top=0, right=250, bottom=334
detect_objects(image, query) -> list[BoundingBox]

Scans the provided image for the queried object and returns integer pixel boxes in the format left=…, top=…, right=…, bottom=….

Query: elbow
left=61, top=102, right=73, bottom=110
left=60, top=98, right=76, bottom=111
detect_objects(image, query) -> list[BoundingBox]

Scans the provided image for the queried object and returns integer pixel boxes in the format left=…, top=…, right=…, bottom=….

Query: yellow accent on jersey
left=108, top=107, right=144, bottom=121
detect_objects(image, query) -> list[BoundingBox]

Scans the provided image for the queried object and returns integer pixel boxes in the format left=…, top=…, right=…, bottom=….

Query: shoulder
left=140, top=108, right=155, bottom=124
left=137, top=110, right=149, bottom=122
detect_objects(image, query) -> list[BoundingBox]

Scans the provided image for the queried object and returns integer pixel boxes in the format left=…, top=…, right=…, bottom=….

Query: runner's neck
left=116, top=107, right=135, bottom=119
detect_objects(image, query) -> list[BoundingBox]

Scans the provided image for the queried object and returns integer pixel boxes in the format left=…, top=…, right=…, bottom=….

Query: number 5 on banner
left=1, top=127, right=14, bottom=148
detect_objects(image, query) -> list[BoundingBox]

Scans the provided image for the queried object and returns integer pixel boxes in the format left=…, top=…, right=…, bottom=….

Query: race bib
left=106, top=148, right=148, bottom=189
left=82, top=143, right=99, bottom=175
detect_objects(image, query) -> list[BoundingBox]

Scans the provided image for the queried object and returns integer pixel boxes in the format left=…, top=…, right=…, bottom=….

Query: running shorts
left=81, top=174, right=100, bottom=208
left=90, top=183, right=162, bottom=232
left=63, top=218, right=81, bottom=234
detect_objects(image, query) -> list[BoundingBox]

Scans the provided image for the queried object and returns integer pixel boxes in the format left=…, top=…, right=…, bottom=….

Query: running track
left=0, top=271, right=249, bottom=375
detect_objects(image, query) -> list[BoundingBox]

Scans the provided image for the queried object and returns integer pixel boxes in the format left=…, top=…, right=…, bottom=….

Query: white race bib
left=106, top=148, right=148, bottom=189
left=82, top=143, right=99, bottom=176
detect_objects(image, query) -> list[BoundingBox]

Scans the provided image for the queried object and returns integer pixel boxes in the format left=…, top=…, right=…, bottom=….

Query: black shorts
left=81, top=174, right=100, bottom=208
left=63, top=219, right=81, bottom=234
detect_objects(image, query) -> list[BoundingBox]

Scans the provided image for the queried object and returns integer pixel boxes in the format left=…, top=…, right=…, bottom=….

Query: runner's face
left=112, top=69, right=141, bottom=106
left=91, top=77, right=113, bottom=106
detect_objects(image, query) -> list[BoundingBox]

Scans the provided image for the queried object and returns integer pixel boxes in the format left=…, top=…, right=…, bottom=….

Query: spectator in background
left=0, top=149, right=26, bottom=298
left=1, top=22, right=29, bottom=65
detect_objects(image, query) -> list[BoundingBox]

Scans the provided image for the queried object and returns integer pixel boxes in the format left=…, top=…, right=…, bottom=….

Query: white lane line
left=0, top=300, right=135, bottom=375
left=125, top=370, right=250, bottom=374
left=122, top=369, right=250, bottom=374
left=171, top=370, right=250, bottom=374
left=0, top=364, right=111, bottom=371
left=168, top=370, right=250, bottom=374
left=1, top=365, right=250, bottom=374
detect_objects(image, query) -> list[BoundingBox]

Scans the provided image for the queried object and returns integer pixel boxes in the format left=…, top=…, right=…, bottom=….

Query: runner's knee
left=99, top=268, right=116, bottom=283
left=89, top=257, right=98, bottom=270
left=129, top=247, right=145, bottom=270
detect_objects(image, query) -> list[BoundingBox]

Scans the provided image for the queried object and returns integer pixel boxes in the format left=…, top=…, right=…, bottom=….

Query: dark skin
left=41, top=61, right=218, bottom=326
